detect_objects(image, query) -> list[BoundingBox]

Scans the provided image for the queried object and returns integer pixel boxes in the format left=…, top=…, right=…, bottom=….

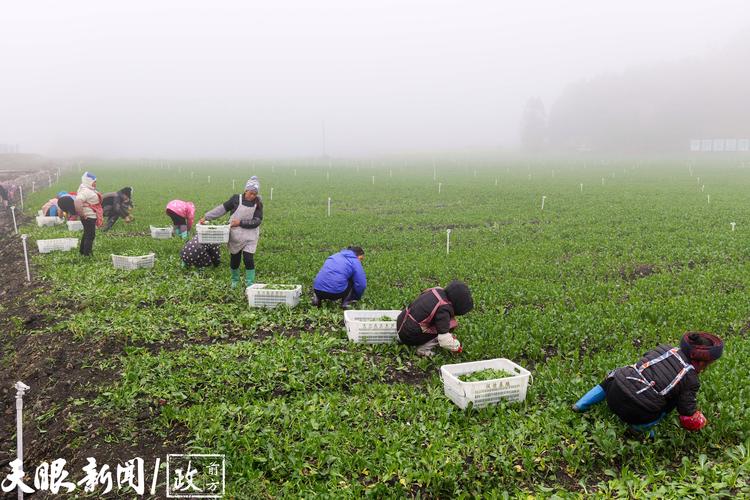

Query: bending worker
left=396, top=280, right=473, bottom=356
left=573, top=331, right=724, bottom=437
left=312, top=246, right=366, bottom=309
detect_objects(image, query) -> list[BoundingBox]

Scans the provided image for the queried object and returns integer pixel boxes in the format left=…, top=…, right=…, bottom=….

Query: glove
left=437, top=333, right=462, bottom=353
left=679, top=411, right=707, bottom=431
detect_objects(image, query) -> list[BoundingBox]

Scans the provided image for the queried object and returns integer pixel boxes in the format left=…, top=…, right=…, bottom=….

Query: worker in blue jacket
left=312, top=246, right=366, bottom=309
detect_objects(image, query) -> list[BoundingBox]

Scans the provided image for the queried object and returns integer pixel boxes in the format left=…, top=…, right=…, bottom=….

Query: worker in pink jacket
left=165, top=200, right=196, bottom=240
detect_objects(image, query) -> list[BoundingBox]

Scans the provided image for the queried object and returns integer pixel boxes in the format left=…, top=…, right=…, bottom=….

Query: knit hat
left=444, top=280, right=473, bottom=315
left=81, top=171, right=96, bottom=188
left=680, top=332, right=724, bottom=362
left=245, top=176, right=260, bottom=193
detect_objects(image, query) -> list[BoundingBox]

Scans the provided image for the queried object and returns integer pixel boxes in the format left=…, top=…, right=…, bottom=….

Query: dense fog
left=0, top=1, right=748, bottom=157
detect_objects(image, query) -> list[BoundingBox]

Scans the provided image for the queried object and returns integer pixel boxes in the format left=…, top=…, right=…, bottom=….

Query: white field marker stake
left=327, top=197, right=331, bottom=217
left=207, top=175, right=211, bottom=184
left=15, top=380, right=30, bottom=500
left=601, top=177, right=605, bottom=186
left=701, top=185, right=705, bottom=192
left=270, top=187, right=274, bottom=200
left=21, top=235, right=30, bottom=282
left=438, top=182, right=442, bottom=194
left=372, top=176, right=375, bottom=185
left=19, top=185, right=23, bottom=210
left=541, top=196, right=546, bottom=210
left=232, top=179, right=235, bottom=190
left=580, top=183, right=583, bottom=192
left=707, top=194, right=710, bottom=204
left=495, top=178, right=498, bottom=186
left=731, top=222, right=736, bottom=231
left=389, top=169, right=392, bottom=178
left=48, top=175, right=52, bottom=187
left=10, top=206, right=18, bottom=234
left=446, top=229, right=451, bottom=255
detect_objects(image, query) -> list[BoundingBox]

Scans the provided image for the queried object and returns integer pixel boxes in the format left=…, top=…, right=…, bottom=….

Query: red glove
left=679, top=411, right=707, bottom=431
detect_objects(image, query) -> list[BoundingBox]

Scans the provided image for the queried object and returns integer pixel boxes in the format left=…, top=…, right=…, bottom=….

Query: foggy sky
left=1, top=1, right=748, bottom=158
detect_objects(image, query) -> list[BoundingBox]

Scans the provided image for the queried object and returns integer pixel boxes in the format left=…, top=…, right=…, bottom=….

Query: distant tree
left=520, top=98, right=547, bottom=152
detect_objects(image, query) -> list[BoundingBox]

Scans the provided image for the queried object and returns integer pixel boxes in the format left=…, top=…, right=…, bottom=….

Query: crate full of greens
left=246, top=283, right=302, bottom=308
left=440, top=358, right=531, bottom=409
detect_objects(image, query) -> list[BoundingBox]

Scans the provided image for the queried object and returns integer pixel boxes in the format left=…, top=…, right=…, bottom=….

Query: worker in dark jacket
left=180, top=235, right=221, bottom=269
left=573, top=332, right=723, bottom=437
left=312, top=247, right=366, bottom=309
left=397, top=280, right=473, bottom=356
left=102, top=186, right=133, bottom=231
left=200, top=176, right=263, bottom=288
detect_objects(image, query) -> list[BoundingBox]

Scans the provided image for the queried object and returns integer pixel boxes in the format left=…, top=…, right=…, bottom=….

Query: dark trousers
left=396, top=312, right=436, bottom=346
left=80, top=218, right=96, bottom=256
left=314, top=282, right=354, bottom=301
left=230, top=251, right=254, bottom=270
left=166, top=209, right=187, bottom=226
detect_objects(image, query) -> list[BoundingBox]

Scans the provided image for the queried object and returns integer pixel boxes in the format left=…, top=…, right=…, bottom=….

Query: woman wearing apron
left=200, top=176, right=263, bottom=288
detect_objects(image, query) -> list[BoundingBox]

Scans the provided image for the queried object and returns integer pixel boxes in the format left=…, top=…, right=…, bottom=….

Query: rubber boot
left=572, top=385, right=606, bottom=412
left=245, top=269, right=256, bottom=288
left=180, top=231, right=188, bottom=240
left=230, top=268, right=241, bottom=288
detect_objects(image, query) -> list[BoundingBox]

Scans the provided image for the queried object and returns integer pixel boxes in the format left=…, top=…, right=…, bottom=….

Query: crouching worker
left=180, top=235, right=221, bottom=269
left=312, top=246, right=366, bottom=309
left=397, top=280, right=473, bottom=356
left=573, top=332, right=724, bottom=437
left=166, top=199, right=196, bottom=240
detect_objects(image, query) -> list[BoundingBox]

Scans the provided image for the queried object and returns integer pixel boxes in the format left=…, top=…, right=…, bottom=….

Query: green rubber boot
left=245, top=269, right=256, bottom=287
left=180, top=231, right=188, bottom=240
left=230, top=268, right=241, bottom=288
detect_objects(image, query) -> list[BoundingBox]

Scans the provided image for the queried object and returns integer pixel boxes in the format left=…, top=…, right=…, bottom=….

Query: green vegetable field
left=14, top=157, right=750, bottom=496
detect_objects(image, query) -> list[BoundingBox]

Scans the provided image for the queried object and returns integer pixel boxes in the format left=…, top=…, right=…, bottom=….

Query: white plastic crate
left=441, top=358, right=531, bottom=409
left=150, top=225, right=173, bottom=239
left=246, top=284, right=302, bottom=308
left=196, top=223, right=230, bottom=244
left=37, top=238, right=78, bottom=253
left=67, top=220, right=83, bottom=232
left=111, top=253, right=155, bottom=271
left=343, top=310, right=401, bottom=344
left=37, top=210, right=44, bottom=216
left=36, top=216, right=63, bottom=227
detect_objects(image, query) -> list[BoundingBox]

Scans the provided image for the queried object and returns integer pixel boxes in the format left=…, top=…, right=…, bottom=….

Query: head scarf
left=56, top=191, right=68, bottom=198
left=81, top=171, right=96, bottom=188
left=245, top=176, right=260, bottom=194
left=444, top=280, right=474, bottom=316
left=680, top=332, right=723, bottom=362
